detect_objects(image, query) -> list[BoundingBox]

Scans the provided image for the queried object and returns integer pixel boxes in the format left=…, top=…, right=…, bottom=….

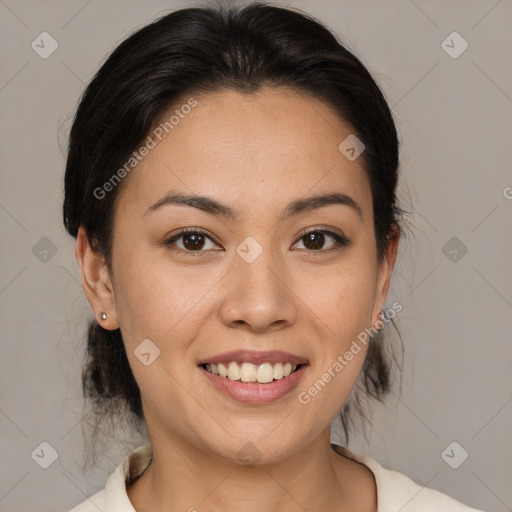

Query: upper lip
left=197, top=350, right=309, bottom=366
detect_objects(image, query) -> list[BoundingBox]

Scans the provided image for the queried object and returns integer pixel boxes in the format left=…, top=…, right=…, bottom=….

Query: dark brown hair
left=63, top=0, right=405, bottom=463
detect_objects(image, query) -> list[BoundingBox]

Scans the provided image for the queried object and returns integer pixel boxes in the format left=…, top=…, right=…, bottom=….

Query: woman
left=63, top=2, right=483, bottom=511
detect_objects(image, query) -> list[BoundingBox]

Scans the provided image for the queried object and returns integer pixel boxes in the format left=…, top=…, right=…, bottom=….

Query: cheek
left=292, top=251, right=378, bottom=398
left=295, top=254, right=378, bottom=341
left=111, top=252, right=217, bottom=414
left=112, top=245, right=228, bottom=363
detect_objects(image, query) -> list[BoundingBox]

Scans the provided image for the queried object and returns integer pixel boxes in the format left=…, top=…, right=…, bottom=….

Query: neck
left=126, top=426, right=376, bottom=512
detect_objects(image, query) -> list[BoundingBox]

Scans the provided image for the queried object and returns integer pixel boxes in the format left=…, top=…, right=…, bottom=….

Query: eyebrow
left=144, top=190, right=363, bottom=222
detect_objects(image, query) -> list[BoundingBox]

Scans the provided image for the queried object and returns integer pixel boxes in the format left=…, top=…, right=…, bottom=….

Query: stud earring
left=99, top=312, right=108, bottom=321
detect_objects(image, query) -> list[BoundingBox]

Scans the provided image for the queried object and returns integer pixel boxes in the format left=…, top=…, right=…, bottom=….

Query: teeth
left=218, top=363, right=228, bottom=378
left=228, top=361, right=240, bottom=380
left=240, top=361, right=258, bottom=382
left=273, top=362, right=284, bottom=380
left=204, top=361, right=299, bottom=383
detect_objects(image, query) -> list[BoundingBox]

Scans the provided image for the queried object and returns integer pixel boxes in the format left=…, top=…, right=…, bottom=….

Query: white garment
left=68, top=443, right=484, bottom=511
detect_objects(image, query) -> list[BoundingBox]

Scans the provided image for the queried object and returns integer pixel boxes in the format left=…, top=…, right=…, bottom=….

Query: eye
left=164, top=227, right=350, bottom=255
left=164, top=228, right=221, bottom=253
left=292, top=229, right=350, bottom=252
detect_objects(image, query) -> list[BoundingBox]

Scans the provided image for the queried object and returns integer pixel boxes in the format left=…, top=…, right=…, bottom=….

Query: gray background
left=1, top=0, right=511, bottom=511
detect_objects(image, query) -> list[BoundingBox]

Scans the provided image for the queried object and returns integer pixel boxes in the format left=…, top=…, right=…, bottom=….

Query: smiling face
left=83, top=86, right=397, bottom=463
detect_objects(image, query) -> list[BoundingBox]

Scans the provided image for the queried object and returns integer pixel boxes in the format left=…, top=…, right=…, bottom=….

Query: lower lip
left=198, top=364, right=308, bottom=404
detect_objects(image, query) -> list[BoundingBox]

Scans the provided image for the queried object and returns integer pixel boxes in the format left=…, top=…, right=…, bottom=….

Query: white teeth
left=218, top=363, right=228, bottom=377
left=228, top=361, right=240, bottom=380
left=273, top=362, right=284, bottom=380
left=240, top=362, right=257, bottom=382
left=255, top=363, right=274, bottom=383
left=204, top=361, right=300, bottom=383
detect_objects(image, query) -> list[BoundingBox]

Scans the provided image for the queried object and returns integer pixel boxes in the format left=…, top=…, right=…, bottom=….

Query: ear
left=371, top=224, right=400, bottom=328
left=75, top=226, right=119, bottom=330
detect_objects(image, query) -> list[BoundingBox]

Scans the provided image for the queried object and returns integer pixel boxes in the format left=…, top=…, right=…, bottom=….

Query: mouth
left=200, top=361, right=306, bottom=384
left=196, top=351, right=309, bottom=404
left=196, top=349, right=309, bottom=384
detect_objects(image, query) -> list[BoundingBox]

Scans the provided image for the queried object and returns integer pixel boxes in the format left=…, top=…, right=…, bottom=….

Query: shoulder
left=65, top=445, right=152, bottom=512
left=330, top=443, right=484, bottom=512
left=369, top=462, right=484, bottom=511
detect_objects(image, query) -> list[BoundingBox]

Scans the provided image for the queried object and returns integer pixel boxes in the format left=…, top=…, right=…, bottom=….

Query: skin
left=76, top=87, right=399, bottom=512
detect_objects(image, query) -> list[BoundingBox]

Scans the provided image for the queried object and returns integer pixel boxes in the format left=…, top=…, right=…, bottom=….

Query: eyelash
left=163, top=227, right=350, bottom=256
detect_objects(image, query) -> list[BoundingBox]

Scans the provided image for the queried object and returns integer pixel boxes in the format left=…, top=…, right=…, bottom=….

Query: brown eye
left=293, top=230, right=350, bottom=252
left=164, top=229, right=220, bottom=253
left=303, top=232, right=326, bottom=250
left=182, top=232, right=206, bottom=250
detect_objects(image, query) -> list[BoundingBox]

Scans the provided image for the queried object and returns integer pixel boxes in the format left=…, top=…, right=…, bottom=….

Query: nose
left=218, top=249, right=298, bottom=333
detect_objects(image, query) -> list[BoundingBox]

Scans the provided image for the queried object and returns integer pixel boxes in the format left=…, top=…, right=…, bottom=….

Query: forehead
left=115, top=87, right=372, bottom=220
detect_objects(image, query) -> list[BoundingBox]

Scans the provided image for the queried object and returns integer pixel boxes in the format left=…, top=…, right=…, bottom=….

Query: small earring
left=99, top=312, right=108, bottom=321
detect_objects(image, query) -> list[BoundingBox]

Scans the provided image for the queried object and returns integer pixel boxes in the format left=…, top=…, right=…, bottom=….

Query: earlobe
left=75, top=226, right=119, bottom=330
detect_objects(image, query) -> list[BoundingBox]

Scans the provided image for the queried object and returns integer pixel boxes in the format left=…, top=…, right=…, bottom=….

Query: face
left=78, top=87, right=398, bottom=463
